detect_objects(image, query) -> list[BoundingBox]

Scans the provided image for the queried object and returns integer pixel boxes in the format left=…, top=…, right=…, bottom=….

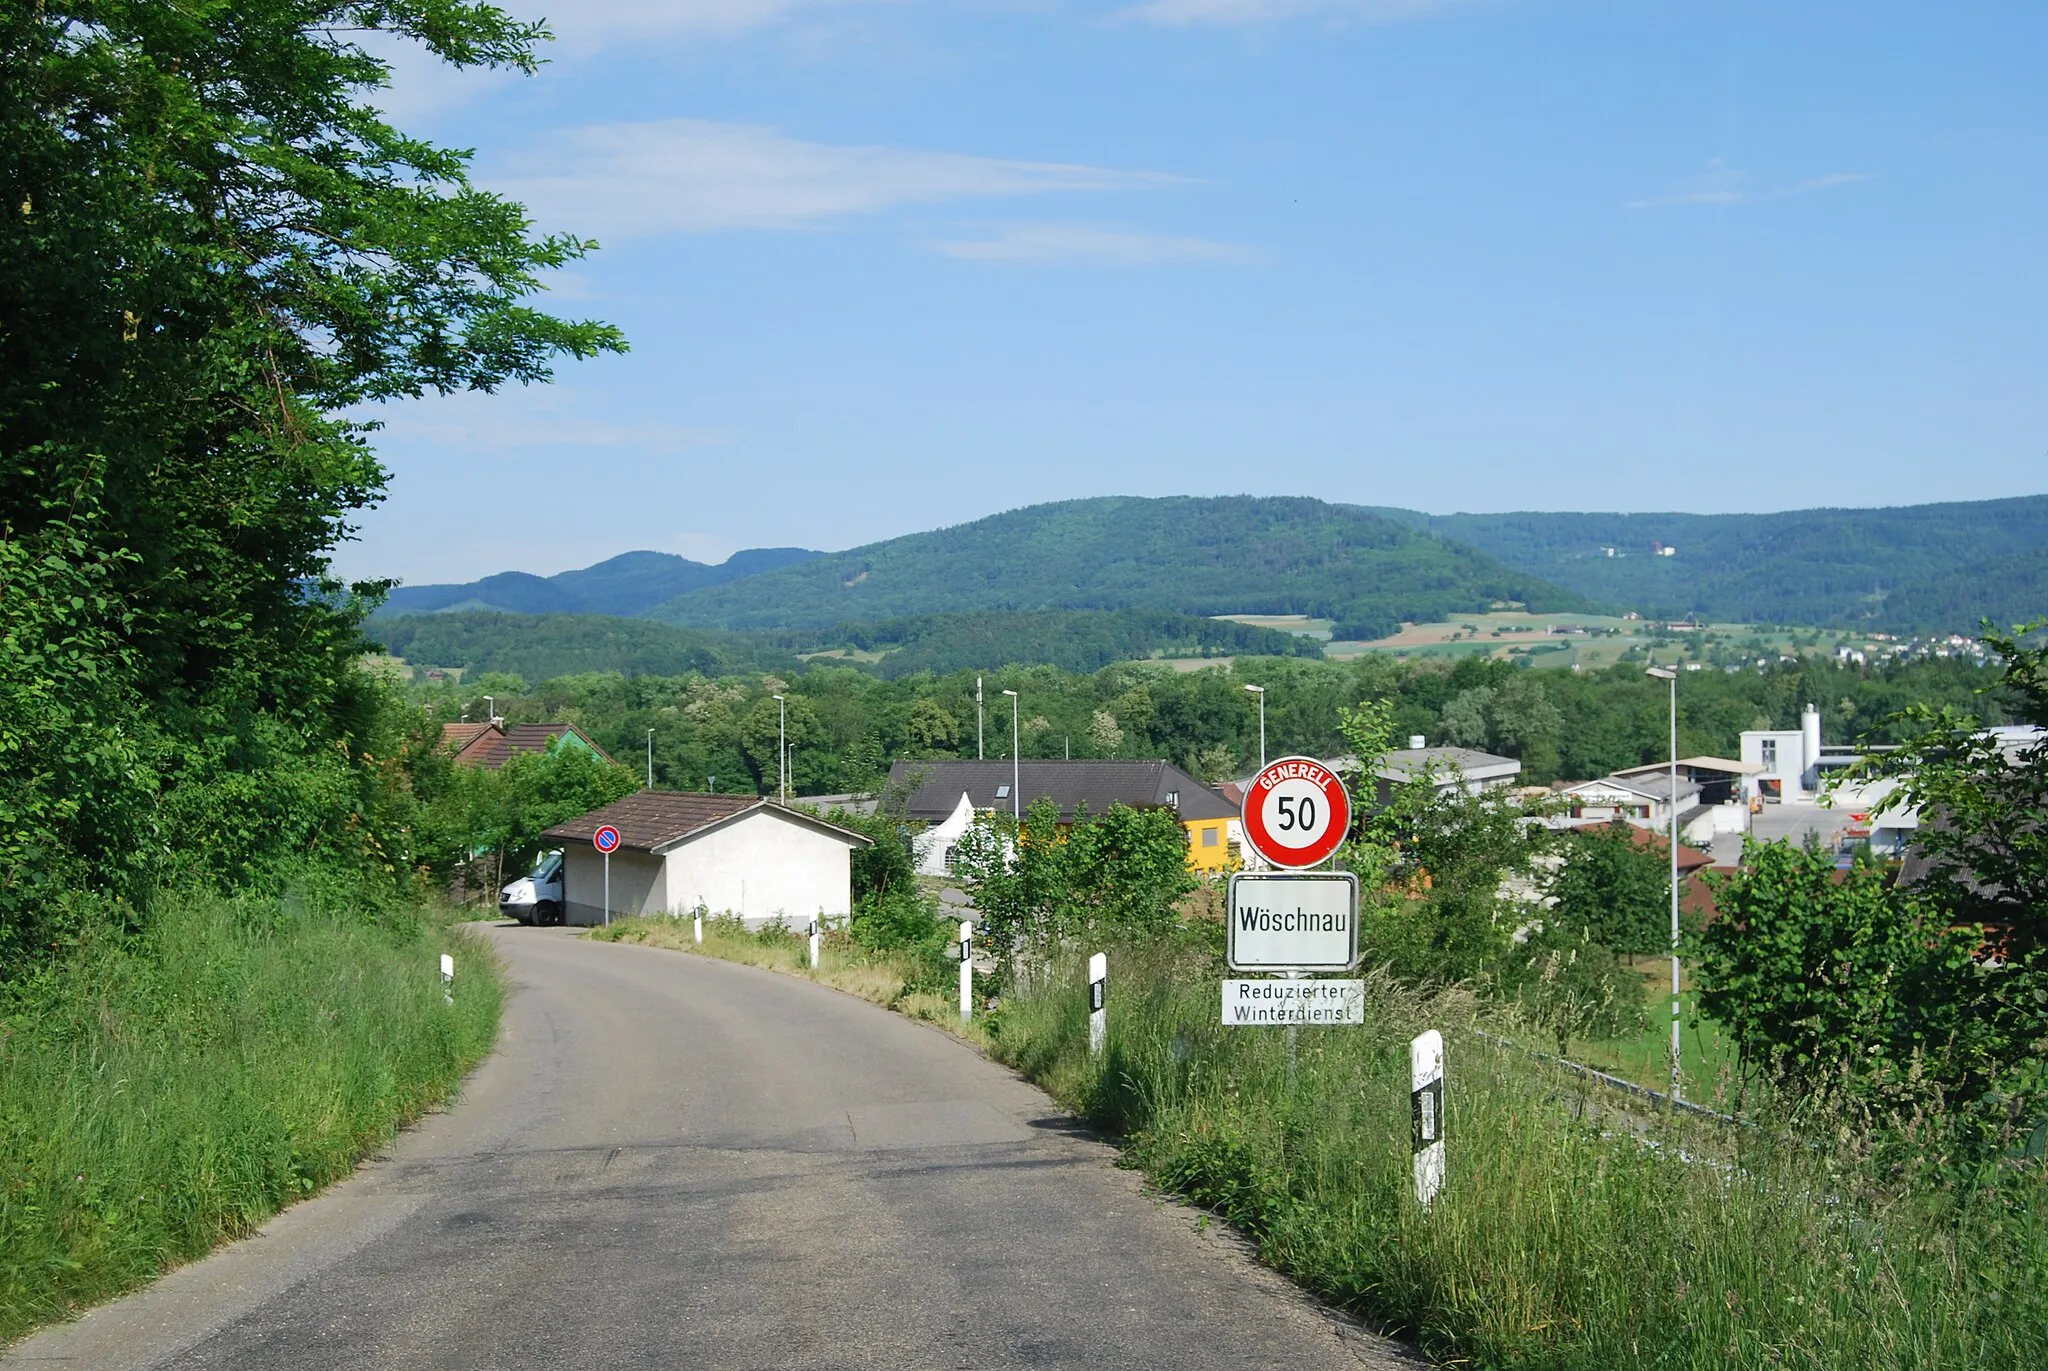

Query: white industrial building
left=542, top=792, right=871, bottom=928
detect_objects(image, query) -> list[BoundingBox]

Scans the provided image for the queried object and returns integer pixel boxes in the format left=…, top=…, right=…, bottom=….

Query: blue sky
left=335, top=1, right=2048, bottom=586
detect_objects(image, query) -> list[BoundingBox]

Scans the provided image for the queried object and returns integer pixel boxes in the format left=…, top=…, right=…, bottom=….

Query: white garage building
left=542, top=792, right=871, bottom=929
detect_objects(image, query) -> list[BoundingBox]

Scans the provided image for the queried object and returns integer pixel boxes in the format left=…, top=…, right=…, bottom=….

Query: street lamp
left=646, top=728, right=654, bottom=788
left=1646, top=665, right=1681, bottom=1102
left=1243, top=684, right=1266, bottom=770
left=1001, top=689, right=1020, bottom=820
left=771, top=693, right=787, bottom=804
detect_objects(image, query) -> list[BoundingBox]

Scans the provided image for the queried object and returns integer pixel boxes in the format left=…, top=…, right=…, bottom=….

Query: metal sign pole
left=603, top=851, right=610, bottom=928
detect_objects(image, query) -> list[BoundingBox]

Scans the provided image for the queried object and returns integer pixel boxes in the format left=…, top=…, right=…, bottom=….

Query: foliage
left=372, top=611, right=801, bottom=682
left=1692, top=841, right=2011, bottom=1144
left=411, top=736, right=640, bottom=888
left=1548, top=821, right=1673, bottom=957
left=1355, top=773, right=1555, bottom=986
left=0, top=0, right=620, bottom=964
left=0, top=884, right=500, bottom=1342
left=648, top=495, right=1597, bottom=632
left=1859, top=619, right=2048, bottom=945
left=952, top=799, right=1198, bottom=971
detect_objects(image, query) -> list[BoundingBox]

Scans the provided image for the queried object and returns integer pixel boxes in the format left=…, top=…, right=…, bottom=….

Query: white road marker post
left=440, top=953, right=454, bottom=1005
left=959, top=920, right=974, bottom=1023
left=1410, top=1029, right=1445, bottom=1208
left=808, top=914, right=821, bottom=970
left=1088, top=952, right=1107, bottom=1056
left=693, top=906, right=703, bottom=944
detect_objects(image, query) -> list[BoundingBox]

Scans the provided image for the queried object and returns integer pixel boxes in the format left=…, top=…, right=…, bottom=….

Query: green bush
left=0, top=886, right=501, bottom=1342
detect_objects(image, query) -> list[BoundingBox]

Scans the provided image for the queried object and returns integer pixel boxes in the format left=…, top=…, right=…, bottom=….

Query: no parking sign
left=593, top=825, right=621, bottom=854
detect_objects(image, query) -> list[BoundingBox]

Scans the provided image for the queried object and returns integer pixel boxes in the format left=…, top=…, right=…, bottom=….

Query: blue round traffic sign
left=593, top=825, right=621, bottom=854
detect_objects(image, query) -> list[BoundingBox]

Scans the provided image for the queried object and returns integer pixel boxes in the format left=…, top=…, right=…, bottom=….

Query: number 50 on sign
left=1240, top=756, right=1351, bottom=869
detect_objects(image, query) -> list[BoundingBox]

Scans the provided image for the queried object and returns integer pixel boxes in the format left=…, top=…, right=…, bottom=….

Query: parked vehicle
left=500, top=850, right=564, bottom=925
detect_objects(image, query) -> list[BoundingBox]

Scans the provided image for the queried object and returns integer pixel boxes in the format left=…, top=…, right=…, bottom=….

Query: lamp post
left=1001, top=688, right=1020, bottom=820
left=1646, top=664, right=1681, bottom=1102
left=771, top=693, right=787, bottom=804
left=1243, top=683, right=1266, bottom=769
left=646, top=728, right=654, bottom=788
left=977, top=676, right=984, bottom=760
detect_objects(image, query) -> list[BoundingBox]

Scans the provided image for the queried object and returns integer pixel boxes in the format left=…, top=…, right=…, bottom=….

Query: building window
left=1202, top=826, right=1220, bottom=847
left=1761, top=739, right=1777, bottom=768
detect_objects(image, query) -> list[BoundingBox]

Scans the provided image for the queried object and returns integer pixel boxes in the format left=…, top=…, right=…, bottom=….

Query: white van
left=499, top=850, right=564, bottom=925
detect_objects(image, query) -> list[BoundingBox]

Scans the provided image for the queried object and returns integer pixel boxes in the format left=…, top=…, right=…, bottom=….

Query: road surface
left=4, top=926, right=1419, bottom=1370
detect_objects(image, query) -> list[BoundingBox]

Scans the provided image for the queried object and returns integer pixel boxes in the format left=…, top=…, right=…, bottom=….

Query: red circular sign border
left=593, top=824, right=622, bottom=854
left=1240, top=755, right=1351, bottom=869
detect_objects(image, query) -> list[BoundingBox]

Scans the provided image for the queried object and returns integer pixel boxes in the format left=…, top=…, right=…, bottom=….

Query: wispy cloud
left=1629, top=159, right=1874, bottom=210
left=363, top=390, right=723, bottom=452
left=1125, top=0, right=1456, bottom=26
left=490, top=120, right=1189, bottom=240
left=931, top=222, right=1254, bottom=265
left=508, top=0, right=902, bottom=47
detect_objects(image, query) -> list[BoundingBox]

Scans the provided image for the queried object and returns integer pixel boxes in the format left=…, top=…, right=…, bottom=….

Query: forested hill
left=371, top=607, right=1322, bottom=684
left=379, top=546, right=820, bottom=618
left=1368, top=496, right=2048, bottom=629
left=648, top=496, right=1596, bottom=635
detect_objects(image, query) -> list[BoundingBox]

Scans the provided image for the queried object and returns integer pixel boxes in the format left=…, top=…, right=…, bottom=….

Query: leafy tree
left=1089, top=709, right=1124, bottom=758
left=1858, top=620, right=2048, bottom=946
left=1548, top=823, right=1671, bottom=957
left=1439, top=687, right=1493, bottom=748
left=906, top=697, right=959, bottom=753
left=951, top=799, right=1194, bottom=970
left=1692, top=841, right=1998, bottom=1139
left=1, top=1, right=621, bottom=959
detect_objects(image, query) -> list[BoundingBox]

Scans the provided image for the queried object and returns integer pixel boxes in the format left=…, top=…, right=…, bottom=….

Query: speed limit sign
left=1241, top=756, right=1351, bottom=868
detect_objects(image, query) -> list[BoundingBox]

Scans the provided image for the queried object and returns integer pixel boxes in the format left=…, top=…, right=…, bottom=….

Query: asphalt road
left=5, top=927, right=1419, bottom=1371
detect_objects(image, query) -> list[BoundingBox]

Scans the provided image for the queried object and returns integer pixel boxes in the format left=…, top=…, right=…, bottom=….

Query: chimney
left=1409, top=735, right=1427, bottom=750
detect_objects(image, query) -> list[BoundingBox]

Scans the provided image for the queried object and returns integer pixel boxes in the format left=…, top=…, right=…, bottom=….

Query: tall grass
left=992, top=947, right=2048, bottom=1369
left=0, top=889, right=501, bottom=1343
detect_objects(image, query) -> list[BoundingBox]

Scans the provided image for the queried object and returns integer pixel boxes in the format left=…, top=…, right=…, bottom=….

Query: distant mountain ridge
left=1372, top=496, right=2048, bottom=630
left=379, top=492, right=2048, bottom=642
left=647, top=496, right=1594, bottom=635
left=377, top=547, right=821, bottom=619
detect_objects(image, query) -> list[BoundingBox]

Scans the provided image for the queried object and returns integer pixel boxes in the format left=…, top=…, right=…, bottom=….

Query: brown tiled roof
left=458, top=722, right=613, bottom=770
left=541, top=792, right=872, bottom=853
left=884, top=759, right=1237, bottom=822
left=440, top=721, right=499, bottom=760
left=1621, top=822, right=1715, bottom=872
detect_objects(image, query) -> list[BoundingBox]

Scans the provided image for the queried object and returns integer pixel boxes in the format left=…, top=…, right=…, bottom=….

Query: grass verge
left=612, top=916, right=2048, bottom=1369
left=588, top=915, right=986, bottom=1047
left=0, top=889, right=502, bottom=1344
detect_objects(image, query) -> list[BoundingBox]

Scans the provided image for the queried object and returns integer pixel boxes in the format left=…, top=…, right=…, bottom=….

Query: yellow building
left=885, top=759, right=1241, bottom=876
